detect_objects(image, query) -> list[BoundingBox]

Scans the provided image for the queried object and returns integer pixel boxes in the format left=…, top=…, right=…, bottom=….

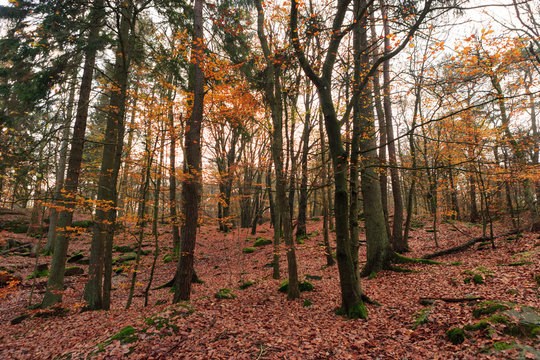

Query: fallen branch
left=420, top=296, right=484, bottom=305
left=420, top=230, right=519, bottom=260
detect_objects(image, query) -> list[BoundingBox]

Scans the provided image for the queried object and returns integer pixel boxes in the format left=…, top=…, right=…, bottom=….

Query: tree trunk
left=45, top=70, right=77, bottom=253
left=256, top=0, right=299, bottom=298
left=41, top=0, right=104, bottom=308
left=84, top=2, right=133, bottom=310
left=381, top=1, right=405, bottom=252
left=357, top=1, right=391, bottom=276
left=296, top=89, right=312, bottom=239
left=173, top=0, right=205, bottom=302
left=168, top=100, right=181, bottom=256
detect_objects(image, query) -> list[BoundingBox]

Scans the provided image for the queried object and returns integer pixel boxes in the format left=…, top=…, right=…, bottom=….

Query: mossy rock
left=303, top=299, right=312, bottom=307
left=215, top=288, right=236, bottom=299
left=238, top=281, right=254, bottom=290
left=162, top=253, right=173, bottom=263
left=114, top=245, right=134, bottom=253
left=95, top=325, right=138, bottom=355
left=299, top=280, right=314, bottom=292
left=0, top=220, right=29, bottom=234
left=67, top=252, right=84, bottom=263
left=487, top=314, right=510, bottom=324
left=502, top=307, right=540, bottom=338
left=116, top=252, right=137, bottom=264
left=27, top=268, right=49, bottom=280
left=71, top=220, right=94, bottom=228
left=64, top=266, right=84, bottom=277
left=480, top=340, right=515, bottom=353
left=446, top=327, right=465, bottom=344
left=242, top=247, right=255, bottom=254
left=463, top=320, right=489, bottom=331
left=473, top=301, right=512, bottom=319
left=252, top=237, right=272, bottom=247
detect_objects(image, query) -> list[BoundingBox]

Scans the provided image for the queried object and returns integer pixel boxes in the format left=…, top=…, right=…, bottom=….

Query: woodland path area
left=0, top=211, right=538, bottom=359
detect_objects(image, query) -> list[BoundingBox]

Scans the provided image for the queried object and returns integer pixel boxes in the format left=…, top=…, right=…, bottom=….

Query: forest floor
left=0, top=210, right=539, bottom=359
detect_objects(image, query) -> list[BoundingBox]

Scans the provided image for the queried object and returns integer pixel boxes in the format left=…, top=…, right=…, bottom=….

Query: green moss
left=412, top=308, right=430, bottom=329
left=252, top=237, right=272, bottom=247
left=487, top=314, right=510, bottom=324
left=278, top=279, right=313, bottom=293
left=71, top=220, right=94, bottom=228
left=242, top=247, right=255, bottom=254
left=446, top=327, right=465, bottom=344
left=162, top=253, right=173, bottom=263
left=347, top=302, right=368, bottom=319
left=472, top=274, right=484, bottom=284
left=114, top=245, right=134, bottom=253
left=111, top=326, right=137, bottom=343
left=305, top=274, right=323, bottom=281
left=215, top=288, right=235, bottom=299
left=389, top=266, right=417, bottom=273
left=238, top=281, right=254, bottom=290
left=463, top=320, right=489, bottom=331
left=393, top=252, right=441, bottom=265
left=492, top=341, right=514, bottom=351
left=473, top=301, right=511, bottom=318
left=299, top=280, right=314, bottom=292
left=534, top=274, right=540, bottom=286
left=296, top=234, right=309, bottom=244
left=368, top=272, right=377, bottom=280
left=27, top=268, right=49, bottom=280
left=303, top=299, right=312, bottom=307
left=449, top=261, right=463, bottom=266
left=506, top=261, right=533, bottom=266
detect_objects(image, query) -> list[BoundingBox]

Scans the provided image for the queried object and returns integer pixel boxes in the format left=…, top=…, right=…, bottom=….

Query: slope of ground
left=0, top=213, right=538, bottom=359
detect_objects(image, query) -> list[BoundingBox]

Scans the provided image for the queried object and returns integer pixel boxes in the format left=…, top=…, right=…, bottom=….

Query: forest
left=0, top=0, right=539, bottom=358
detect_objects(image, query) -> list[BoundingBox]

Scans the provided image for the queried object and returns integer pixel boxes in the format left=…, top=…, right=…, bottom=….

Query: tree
left=173, top=0, right=205, bottom=302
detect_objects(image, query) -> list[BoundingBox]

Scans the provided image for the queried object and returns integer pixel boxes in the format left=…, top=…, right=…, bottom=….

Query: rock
left=118, top=252, right=137, bottom=263
left=10, top=313, right=29, bottom=325
left=64, top=266, right=84, bottom=277
left=67, top=253, right=84, bottom=263
left=114, top=245, right=133, bottom=253
left=503, top=307, right=540, bottom=338
left=36, top=263, right=48, bottom=272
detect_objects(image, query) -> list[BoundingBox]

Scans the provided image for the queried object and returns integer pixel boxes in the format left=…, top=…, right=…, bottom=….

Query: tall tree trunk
left=41, top=0, right=104, bottom=308
left=319, top=111, right=335, bottom=266
left=173, top=0, right=205, bottom=302
left=291, top=0, right=365, bottom=316
left=256, top=0, right=299, bottom=298
left=296, top=89, right=312, bottom=239
left=357, top=1, right=391, bottom=276
left=168, top=100, right=181, bottom=256
left=369, top=10, right=389, bottom=236
left=152, top=134, right=164, bottom=236
left=126, top=133, right=154, bottom=309
left=45, top=70, right=77, bottom=253
left=381, top=1, right=405, bottom=252
left=84, top=1, right=133, bottom=310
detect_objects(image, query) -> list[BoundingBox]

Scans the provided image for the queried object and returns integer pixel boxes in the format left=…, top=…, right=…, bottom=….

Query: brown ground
left=0, top=211, right=538, bottom=359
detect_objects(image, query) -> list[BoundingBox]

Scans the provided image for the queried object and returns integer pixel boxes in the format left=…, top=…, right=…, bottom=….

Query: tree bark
left=84, top=1, right=133, bottom=310
left=41, top=0, right=104, bottom=308
left=173, top=0, right=205, bottom=302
